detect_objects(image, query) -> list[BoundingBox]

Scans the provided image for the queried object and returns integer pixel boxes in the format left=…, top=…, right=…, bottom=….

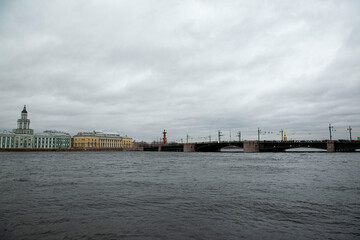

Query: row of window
left=73, top=139, right=123, bottom=142
left=0, top=136, right=71, bottom=149
left=1, top=136, right=129, bottom=149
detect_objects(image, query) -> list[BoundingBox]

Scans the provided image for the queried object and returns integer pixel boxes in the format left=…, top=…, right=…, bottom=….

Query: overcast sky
left=1, top=0, right=359, bottom=142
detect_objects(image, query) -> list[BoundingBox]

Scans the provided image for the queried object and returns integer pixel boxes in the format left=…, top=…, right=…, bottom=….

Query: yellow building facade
left=72, top=131, right=132, bottom=149
left=122, top=137, right=132, bottom=148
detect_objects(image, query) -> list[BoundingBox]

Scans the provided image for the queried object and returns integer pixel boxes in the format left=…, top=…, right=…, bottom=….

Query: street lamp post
left=218, top=130, right=223, bottom=143
left=329, top=124, right=334, bottom=141
left=347, top=126, right=352, bottom=141
left=237, top=131, right=241, bottom=142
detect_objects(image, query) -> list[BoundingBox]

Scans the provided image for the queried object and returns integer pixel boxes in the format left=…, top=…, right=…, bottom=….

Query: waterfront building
left=0, top=105, right=35, bottom=149
left=0, top=105, right=36, bottom=148
left=72, top=130, right=132, bottom=149
left=122, top=137, right=132, bottom=148
left=0, top=106, right=71, bottom=149
left=34, top=130, right=71, bottom=149
left=0, top=132, right=16, bottom=149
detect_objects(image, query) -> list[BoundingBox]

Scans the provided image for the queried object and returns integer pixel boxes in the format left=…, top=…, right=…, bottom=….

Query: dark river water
left=0, top=151, right=359, bottom=240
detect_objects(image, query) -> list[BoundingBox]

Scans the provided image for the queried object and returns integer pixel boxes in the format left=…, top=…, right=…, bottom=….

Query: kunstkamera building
left=0, top=106, right=71, bottom=149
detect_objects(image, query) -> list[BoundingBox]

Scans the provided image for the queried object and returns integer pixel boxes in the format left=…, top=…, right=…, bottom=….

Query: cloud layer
left=1, top=0, right=359, bottom=141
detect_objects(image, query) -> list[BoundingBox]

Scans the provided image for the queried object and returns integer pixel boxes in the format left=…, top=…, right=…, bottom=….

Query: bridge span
left=143, top=140, right=360, bottom=153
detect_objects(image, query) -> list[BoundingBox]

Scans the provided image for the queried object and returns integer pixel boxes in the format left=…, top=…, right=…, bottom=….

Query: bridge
left=143, top=140, right=360, bottom=152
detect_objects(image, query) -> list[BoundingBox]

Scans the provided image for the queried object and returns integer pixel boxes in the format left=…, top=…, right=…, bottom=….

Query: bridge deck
left=143, top=141, right=360, bottom=152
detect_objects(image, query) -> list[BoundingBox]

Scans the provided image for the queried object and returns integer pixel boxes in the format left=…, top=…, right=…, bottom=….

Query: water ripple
left=0, top=152, right=359, bottom=239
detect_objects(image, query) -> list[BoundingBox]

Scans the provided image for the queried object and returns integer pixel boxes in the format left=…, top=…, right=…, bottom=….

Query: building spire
left=283, top=125, right=287, bottom=141
left=22, top=105, right=27, bottom=113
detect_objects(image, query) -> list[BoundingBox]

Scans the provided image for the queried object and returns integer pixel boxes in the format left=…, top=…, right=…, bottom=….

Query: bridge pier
left=243, top=141, right=260, bottom=153
left=327, top=140, right=335, bottom=152
left=184, top=143, right=195, bottom=152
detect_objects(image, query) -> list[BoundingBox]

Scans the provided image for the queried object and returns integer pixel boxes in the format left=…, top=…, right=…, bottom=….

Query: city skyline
left=0, top=105, right=357, bottom=143
left=1, top=0, right=359, bottom=142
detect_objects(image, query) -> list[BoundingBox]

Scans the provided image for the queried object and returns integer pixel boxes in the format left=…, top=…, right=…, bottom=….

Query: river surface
left=0, top=152, right=359, bottom=240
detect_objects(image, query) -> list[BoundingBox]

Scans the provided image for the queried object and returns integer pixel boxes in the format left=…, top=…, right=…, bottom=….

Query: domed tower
left=14, top=105, right=34, bottom=135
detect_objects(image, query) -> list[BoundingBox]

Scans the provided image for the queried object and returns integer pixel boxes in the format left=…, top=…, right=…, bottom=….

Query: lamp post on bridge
left=218, top=130, right=223, bottom=143
left=329, top=124, right=335, bottom=141
left=258, top=128, right=261, bottom=142
left=237, top=131, right=241, bottom=142
left=347, top=126, right=352, bottom=141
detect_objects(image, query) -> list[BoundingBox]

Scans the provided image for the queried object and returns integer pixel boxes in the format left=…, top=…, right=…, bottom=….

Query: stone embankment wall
left=0, top=148, right=143, bottom=152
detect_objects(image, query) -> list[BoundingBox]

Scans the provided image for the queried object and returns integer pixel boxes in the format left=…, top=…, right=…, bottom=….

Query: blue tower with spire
left=14, top=105, right=34, bottom=135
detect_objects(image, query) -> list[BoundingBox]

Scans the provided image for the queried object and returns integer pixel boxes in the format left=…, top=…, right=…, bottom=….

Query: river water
left=0, top=151, right=359, bottom=239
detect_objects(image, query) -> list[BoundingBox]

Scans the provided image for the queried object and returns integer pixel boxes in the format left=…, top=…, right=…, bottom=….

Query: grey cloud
left=1, top=0, right=359, bottom=141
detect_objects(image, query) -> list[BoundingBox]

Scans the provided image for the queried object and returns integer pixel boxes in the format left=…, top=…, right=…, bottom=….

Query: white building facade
left=0, top=106, right=71, bottom=149
left=34, top=131, right=71, bottom=149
